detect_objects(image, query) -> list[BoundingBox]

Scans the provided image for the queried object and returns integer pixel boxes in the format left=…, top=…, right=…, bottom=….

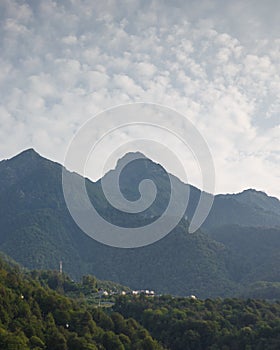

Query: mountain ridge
left=0, top=148, right=279, bottom=297
left=5, top=147, right=278, bottom=200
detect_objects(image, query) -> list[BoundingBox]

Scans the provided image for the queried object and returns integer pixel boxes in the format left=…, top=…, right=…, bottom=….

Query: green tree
left=103, top=331, right=125, bottom=350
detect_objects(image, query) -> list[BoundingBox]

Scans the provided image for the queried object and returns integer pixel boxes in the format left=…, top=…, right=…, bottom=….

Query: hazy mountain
left=0, top=148, right=279, bottom=298
left=94, top=152, right=280, bottom=231
left=202, top=190, right=280, bottom=232
left=210, top=225, right=280, bottom=284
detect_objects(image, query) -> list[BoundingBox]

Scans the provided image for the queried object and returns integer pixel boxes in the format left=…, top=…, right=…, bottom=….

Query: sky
left=0, top=0, right=279, bottom=198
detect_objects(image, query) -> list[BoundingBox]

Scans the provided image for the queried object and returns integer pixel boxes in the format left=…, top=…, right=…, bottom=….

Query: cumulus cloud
left=0, top=0, right=279, bottom=197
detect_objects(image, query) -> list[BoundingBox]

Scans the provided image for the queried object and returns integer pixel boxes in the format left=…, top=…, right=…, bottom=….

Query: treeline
left=114, top=295, right=280, bottom=350
left=0, top=258, right=163, bottom=349
left=3, top=253, right=280, bottom=350
left=29, top=269, right=131, bottom=296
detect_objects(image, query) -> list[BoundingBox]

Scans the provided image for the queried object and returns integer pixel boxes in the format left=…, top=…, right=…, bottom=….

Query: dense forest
left=114, top=295, right=280, bottom=350
left=1, top=149, right=280, bottom=298
left=0, top=257, right=163, bottom=350
left=2, top=255, right=280, bottom=349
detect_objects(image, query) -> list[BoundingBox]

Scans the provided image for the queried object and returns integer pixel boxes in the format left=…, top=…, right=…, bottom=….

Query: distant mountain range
left=0, top=148, right=279, bottom=298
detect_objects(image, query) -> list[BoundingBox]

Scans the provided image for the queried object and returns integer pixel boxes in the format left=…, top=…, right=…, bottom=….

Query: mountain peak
left=236, top=188, right=273, bottom=200
left=1, top=148, right=50, bottom=176
left=17, top=148, right=41, bottom=158
left=0, top=149, right=42, bottom=166
left=115, top=151, right=150, bottom=169
left=118, top=151, right=148, bottom=161
left=240, top=188, right=265, bottom=195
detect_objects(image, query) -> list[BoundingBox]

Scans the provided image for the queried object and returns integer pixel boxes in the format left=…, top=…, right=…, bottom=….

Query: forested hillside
left=2, top=255, right=280, bottom=349
left=0, top=149, right=280, bottom=298
left=114, top=295, right=280, bottom=350
left=0, top=257, right=163, bottom=350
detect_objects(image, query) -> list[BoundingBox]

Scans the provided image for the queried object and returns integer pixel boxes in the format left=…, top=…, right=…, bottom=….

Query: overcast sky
left=0, top=0, right=279, bottom=198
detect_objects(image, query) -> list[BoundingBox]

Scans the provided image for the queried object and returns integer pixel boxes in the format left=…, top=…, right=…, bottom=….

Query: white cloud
left=0, top=0, right=279, bottom=197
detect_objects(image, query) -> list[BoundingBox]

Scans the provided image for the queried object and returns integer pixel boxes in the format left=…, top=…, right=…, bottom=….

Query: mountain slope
left=0, top=149, right=234, bottom=297
left=202, top=190, right=280, bottom=232
left=210, top=225, right=280, bottom=284
left=0, top=148, right=279, bottom=298
left=93, top=153, right=280, bottom=231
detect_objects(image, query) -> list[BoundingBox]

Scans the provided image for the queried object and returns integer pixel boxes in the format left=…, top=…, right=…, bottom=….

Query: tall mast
left=59, top=260, right=63, bottom=274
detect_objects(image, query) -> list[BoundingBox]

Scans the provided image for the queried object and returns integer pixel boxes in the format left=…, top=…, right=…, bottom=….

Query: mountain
left=202, top=189, right=280, bottom=232
left=210, top=225, right=280, bottom=284
left=93, top=152, right=280, bottom=231
left=0, top=148, right=279, bottom=298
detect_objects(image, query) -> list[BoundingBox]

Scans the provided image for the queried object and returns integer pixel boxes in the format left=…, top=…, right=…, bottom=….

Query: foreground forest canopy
left=115, top=296, right=280, bottom=350
left=1, top=257, right=280, bottom=349
left=0, top=257, right=162, bottom=350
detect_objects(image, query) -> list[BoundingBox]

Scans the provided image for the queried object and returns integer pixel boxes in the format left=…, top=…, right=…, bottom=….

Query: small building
left=189, top=295, right=197, bottom=300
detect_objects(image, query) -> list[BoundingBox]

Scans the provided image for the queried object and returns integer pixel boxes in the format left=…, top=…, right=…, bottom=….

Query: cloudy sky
left=0, top=0, right=279, bottom=197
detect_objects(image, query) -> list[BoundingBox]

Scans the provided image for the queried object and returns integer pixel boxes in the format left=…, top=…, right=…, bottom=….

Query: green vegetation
left=0, top=257, right=164, bottom=349
left=29, top=269, right=131, bottom=305
left=114, top=295, right=280, bottom=350
left=210, top=225, right=280, bottom=284
left=2, top=253, right=280, bottom=350
left=0, top=149, right=280, bottom=298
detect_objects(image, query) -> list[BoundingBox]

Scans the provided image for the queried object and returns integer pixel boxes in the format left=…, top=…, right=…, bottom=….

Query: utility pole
left=57, top=260, right=64, bottom=294
left=59, top=260, right=63, bottom=274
